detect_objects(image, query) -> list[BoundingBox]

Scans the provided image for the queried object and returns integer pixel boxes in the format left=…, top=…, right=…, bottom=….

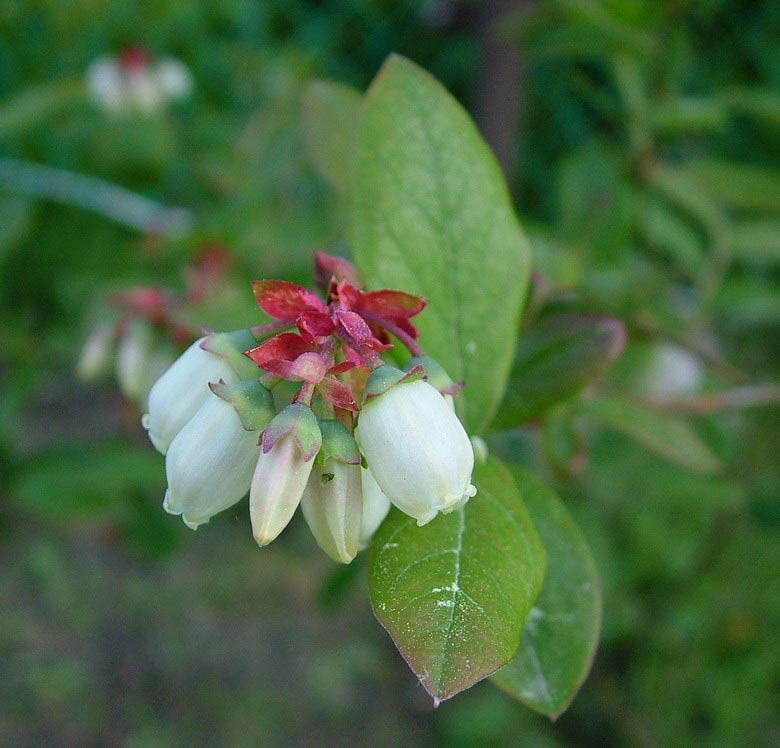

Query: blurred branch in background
left=0, top=157, right=193, bottom=238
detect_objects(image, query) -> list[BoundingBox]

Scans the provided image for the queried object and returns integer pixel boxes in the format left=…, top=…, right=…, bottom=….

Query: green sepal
left=210, top=380, right=276, bottom=432
left=261, top=403, right=322, bottom=461
left=364, top=364, right=424, bottom=401
left=403, top=356, right=460, bottom=396
left=318, top=420, right=361, bottom=465
left=202, top=329, right=260, bottom=381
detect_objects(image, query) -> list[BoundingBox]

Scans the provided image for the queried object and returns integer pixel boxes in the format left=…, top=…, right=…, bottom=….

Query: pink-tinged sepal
left=200, top=329, right=261, bottom=380
left=261, top=403, right=322, bottom=461
left=319, top=420, right=361, bottom=465
left=315, top=252, right=363, bottom=291
left=363, top=365, right=425, bottom=401
left=210, top=379, right=276, bottom=432
left=251, top=279, right=328, bottom=320
left=403, top=356, right=462, bottom=396
left=317, top=376, right=360, bottom=412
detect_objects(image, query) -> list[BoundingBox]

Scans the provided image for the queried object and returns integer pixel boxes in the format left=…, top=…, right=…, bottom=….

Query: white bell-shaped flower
left=357, top=374, right=476, bottom=526
left=116, top=320, right=154, bottom=403
left=163, top=393, right=259, bottom=529
left=250, top=404, right=321, bottom=546
left=76, top=323, right=116, bottom=381
left=358, top=467, right=391, bottom=550
left=301, top=461, right=363, bottom=564
left=143, top=337, right=239, bottom=455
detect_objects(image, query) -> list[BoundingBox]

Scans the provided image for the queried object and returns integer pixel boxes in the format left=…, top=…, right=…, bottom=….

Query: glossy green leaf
left=580, top=396, right=721, bottom=474
left=368, top=457, right=546, bottom=704
left=492, top=466, right=601, bottom=718
left=350, top=55, right=531, bottom=435
left=301, top=79, right=362, bottom=193
left=492, top=314, right=626, bottom=428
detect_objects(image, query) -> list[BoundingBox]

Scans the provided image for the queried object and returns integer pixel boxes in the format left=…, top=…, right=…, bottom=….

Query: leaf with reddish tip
left=356, top=289, right=427, bottom=319
left=251, top=279, right=327, bottom=320
left=368, top=457, right=546, bottom=704
left=318, top=376, right=360, bottom=411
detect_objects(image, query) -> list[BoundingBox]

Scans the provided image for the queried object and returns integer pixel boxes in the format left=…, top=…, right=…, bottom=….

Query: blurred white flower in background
left=86, top=46, right=193, bottom=115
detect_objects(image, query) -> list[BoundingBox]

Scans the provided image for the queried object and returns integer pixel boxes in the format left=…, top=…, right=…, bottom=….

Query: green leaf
left=557, top=142, right=635, bottom=262
left=637, top=196, right=704, bottom=275
left=12, top=443, right=164, bottom=521
left=350, top=55, right=531, bottom=435
left=731, top=220, right=780, bottom=264
left=676, top=159, right=780, bottom=213
left=492, top=466, right=601, bottom=718
left=0, top=193, right=34, bottom=261
left=0, top=80, right=84, bottom=138
left=368, top=457, right=546, bottom=704
left=580, top=396, right=721, bottom=474
left=492, top=314, right=626, bottom=428
left=301, top=79, right=362, bottom=193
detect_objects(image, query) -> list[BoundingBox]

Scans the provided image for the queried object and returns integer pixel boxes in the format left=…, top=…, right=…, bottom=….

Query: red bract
left=244, top=256, right=428, bottom=408
left=317, top=377, right=359, bottom=411
left=297, top=311, right=335, bottom=344
left=252, top=280, right=328, bottom=321
left=244, top=334, right=325, bottom=383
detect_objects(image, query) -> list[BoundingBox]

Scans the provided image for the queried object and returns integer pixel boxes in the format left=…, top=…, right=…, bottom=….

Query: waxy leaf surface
left=368, top=457, right=546, bottom=704
left=351, top=55, right=530, bottom=434
left=301, top=79, right=362, bottom=193
left=492, top=467, right=601, bottom=718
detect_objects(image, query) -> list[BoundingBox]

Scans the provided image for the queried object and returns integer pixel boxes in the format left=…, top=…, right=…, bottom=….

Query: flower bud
left=357, top=370, right=477, bottom=526
left=76, top=323, right=116, bottom=381
left=301, top=461, right=363, bottom=564
left=250, top=404, right=321, bottom=546
left=358, top=467, right=391, bottom=550
left=143, top=336, right=243, bottom=455
left=163, top=393, right=259, bottom=529
left=116, top=320, right=154, bottom=403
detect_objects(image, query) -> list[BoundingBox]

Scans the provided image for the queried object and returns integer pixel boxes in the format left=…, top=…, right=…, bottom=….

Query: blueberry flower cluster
left=87, top=46, right=193, bottom=116
left=143, top=253, right=477, bottom=562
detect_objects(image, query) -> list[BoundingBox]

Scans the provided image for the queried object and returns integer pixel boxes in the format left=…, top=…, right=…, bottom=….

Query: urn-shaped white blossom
left=143, top=331, right=256, bottom=455
left=116, top=320, right=155, bottom=403
left=163, top=393, right=260, bottom=529
left=77, top=323, right=116, bottom=381
left=358, top=467, right=392, bottom=550
left=302, top=461, right=363, bottom=564
left=300, top=421, right=363, bottom=564
left=250, top=404, right=322, bottom=546
left=356, top=367, right=477, bottom=526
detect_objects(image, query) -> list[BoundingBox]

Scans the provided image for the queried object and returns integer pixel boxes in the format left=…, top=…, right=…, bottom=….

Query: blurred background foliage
left=1, top=1, right=779, bottom=746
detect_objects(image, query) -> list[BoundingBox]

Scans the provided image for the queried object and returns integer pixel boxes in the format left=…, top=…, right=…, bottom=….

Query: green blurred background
left=1, top=1, right=779, bottom=746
